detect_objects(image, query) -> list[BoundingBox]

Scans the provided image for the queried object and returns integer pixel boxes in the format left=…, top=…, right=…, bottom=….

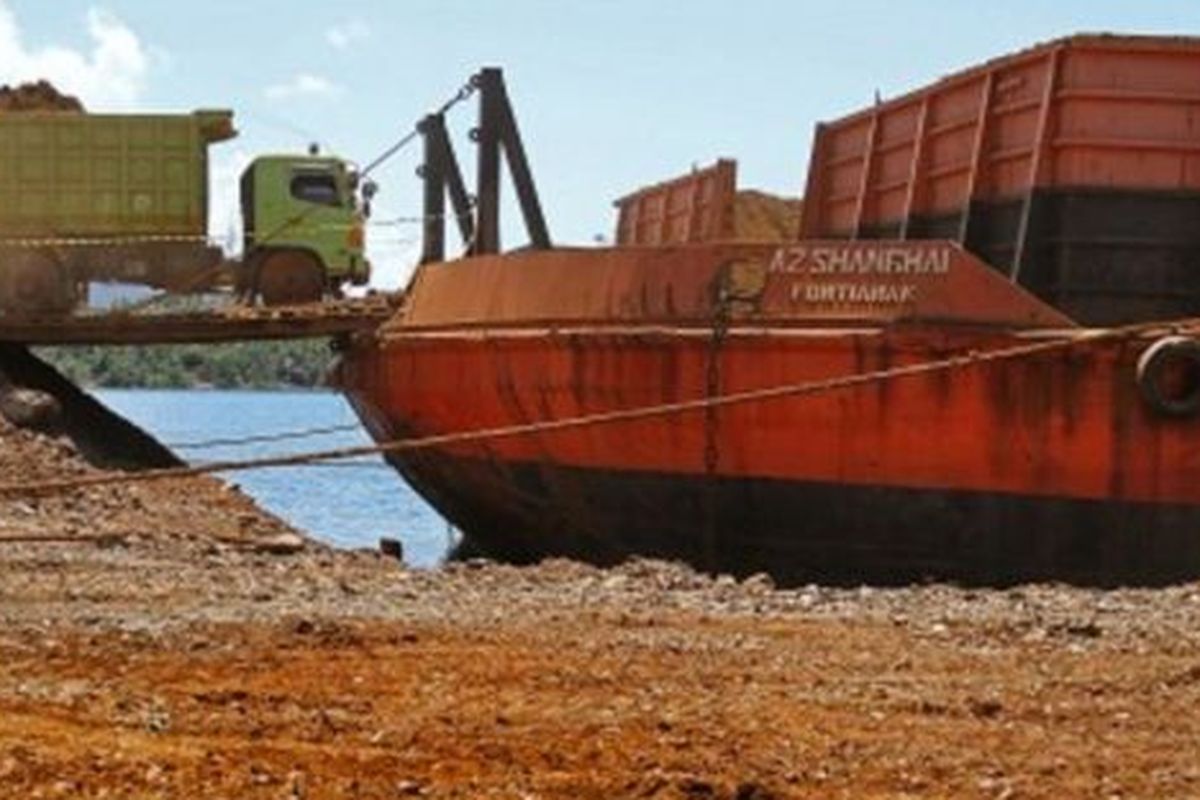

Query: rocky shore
left=2, top=401, right=1200, bottom=797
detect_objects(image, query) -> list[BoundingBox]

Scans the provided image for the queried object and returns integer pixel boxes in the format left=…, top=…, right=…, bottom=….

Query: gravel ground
left=2, top=421, right=1200, bottom=798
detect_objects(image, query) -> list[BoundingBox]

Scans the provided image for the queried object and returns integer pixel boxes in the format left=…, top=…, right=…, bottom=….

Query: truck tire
left=254, top=249, right=326, bottom=306
left=1136, top=336, right=1200, bottom=418
left=0, top=250, right=75, bottom=315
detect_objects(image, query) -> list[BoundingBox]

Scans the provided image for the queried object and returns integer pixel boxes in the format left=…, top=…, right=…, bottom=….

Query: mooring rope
left=1, top=316, right=1190, bottom=499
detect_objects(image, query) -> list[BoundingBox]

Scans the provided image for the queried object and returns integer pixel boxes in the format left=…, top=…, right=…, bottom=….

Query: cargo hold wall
left=799, top=34, right=1200, bottom=325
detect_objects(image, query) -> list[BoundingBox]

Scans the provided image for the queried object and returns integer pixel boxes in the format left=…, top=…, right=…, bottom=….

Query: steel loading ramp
left=0, top=296, right=398, bottom=345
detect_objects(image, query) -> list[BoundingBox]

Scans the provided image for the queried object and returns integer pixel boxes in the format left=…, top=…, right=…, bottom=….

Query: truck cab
left=239, top=153, right=371, bottom=304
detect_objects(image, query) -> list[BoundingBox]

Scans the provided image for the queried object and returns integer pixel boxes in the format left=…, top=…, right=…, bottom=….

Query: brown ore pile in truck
left=0, top=80, right=84, bottom=112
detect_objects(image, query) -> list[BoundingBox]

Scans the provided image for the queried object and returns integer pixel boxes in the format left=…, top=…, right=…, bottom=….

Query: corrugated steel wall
left=614, top=160, right=737, bottom=246
left=0, top=111, right=231, bottom=238
left=800, top=35, right=1200, bottom=324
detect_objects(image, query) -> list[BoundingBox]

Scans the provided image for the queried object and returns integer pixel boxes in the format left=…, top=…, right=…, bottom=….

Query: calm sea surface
left=94, top=389, right=454, bottom=567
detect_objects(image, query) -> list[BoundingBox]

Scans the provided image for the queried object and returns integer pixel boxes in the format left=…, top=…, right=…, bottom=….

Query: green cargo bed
left=0, top=110, right=235, bottom=239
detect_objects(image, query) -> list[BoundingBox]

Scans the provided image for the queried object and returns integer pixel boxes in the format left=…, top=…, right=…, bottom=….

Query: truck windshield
left=290, top=172, right=341, bottom=206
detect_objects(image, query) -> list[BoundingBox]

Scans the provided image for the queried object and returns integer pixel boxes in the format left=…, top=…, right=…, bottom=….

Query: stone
left=379, top=537, right=404, bottom=561
left=0, top=387, right=61, bottom=431
left=253, top=533, right=307, bottom=556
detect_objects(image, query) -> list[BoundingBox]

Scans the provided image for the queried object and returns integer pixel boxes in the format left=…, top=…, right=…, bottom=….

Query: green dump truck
left=0, top=108, right=371, bottom=313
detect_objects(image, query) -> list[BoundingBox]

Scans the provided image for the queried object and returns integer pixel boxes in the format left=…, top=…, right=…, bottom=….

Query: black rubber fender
left=1136, top=336, right=1200, bottom=418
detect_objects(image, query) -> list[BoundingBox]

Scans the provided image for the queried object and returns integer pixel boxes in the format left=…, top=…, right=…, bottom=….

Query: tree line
left=38, top=339, right=337, bottom=390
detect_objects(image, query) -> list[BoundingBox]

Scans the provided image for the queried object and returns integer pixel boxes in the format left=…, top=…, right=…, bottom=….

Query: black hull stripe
left=392, top=450, right=1200, bottom=587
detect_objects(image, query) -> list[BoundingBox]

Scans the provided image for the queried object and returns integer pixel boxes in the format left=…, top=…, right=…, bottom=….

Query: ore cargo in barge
left=340, top=37, right=1200, bottom=585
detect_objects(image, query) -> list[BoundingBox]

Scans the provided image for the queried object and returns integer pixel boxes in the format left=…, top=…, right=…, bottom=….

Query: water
left=94, top=389, right=454, bottom=567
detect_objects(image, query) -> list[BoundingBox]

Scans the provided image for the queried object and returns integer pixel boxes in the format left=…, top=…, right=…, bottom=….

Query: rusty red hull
left=339, top=243, right=1200, bottom=584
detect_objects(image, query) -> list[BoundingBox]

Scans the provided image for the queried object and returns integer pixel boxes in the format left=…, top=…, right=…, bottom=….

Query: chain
left=359, top=75, right=478, bottom=179
left=370, top=203, right=476, bottom=227
left=700, top=268, right=733, bottom=570
left=0, top=223, right=419, bottom=252
left=434, top=76, right=479, bottom=117
left=704, top=287, right=730, bottom=474
left=0, top=219, right=418, bottom=252
left=0, top=220, right=375, bottom=251
left=0, top=233, right=213, bottom=249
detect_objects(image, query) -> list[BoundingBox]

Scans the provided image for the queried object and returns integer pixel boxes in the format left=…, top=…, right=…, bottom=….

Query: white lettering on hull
left=767, top=244, right=951, bottom=309
left=768, top=245, right=951, bottom=276
left=789, top=282, right=918, bottom=305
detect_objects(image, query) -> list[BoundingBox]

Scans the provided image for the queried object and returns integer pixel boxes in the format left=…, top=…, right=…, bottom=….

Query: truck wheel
left=256, top=249, right=326, bottom=306
left=0, top=250, right=74, bottom=315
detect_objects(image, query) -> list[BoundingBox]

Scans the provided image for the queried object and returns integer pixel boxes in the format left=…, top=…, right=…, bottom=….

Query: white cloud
left=0, top=2, right=150, bottom=109
left=326, top=18, right=369, bottom=50
left=264, top=72, right=341, bottom=101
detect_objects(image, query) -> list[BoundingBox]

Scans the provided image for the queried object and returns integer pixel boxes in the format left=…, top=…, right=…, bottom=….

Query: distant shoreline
left=37, top=339, right=336, bottom=392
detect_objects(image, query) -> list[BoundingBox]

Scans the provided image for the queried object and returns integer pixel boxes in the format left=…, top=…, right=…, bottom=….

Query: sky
left=1, top=0, right=1198, bottom=288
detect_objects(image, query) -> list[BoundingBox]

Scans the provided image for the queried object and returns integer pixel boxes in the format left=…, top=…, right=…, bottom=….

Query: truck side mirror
left=361, top=180, right=379, bottom=219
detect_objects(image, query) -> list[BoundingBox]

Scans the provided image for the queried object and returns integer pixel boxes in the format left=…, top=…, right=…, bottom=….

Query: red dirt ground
left=2, top=421, right=1199, bottom=798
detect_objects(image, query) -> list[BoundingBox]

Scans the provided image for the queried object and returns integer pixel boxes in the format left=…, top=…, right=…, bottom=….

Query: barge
left=340, top=36, right=1200, bottom=584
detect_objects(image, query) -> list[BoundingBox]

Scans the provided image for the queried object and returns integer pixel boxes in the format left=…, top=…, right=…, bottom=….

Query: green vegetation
left=37, top=339, right=337, bottom=390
